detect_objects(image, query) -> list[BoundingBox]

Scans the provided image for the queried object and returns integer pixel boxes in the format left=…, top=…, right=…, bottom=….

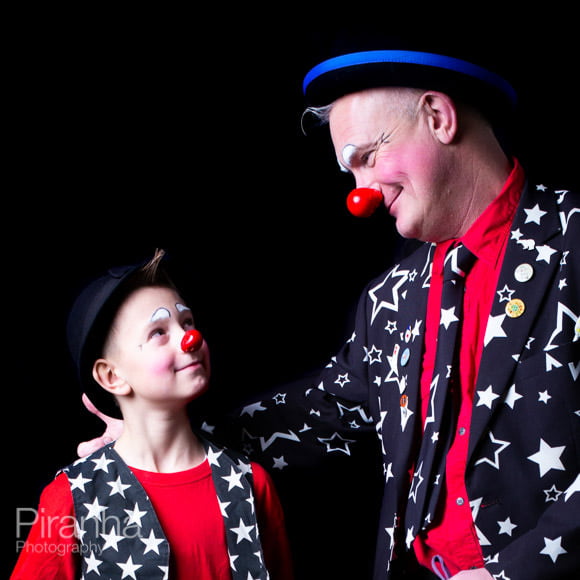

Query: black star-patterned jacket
left=214, top=181, right=579, bottom=579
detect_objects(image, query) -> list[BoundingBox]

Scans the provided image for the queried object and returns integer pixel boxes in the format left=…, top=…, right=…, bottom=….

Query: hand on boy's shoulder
left=77, top=394, right=124, bottom=457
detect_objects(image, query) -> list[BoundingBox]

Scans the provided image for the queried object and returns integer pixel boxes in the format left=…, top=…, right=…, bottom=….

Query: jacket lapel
left=468, top=181, right=564, bottom=460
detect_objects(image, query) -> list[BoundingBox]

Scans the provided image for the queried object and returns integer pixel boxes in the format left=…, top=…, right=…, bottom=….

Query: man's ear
left=92, top=359, right=132, bottom=396
left=419, top=91, right=458, bottom=144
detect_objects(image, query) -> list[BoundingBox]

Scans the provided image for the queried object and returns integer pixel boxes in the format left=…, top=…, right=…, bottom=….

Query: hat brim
left=303, top=50, right=517, bottom=125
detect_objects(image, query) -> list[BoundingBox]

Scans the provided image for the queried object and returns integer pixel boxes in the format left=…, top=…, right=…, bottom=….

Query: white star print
left=543, top=484, right=563, bottom=502
left=476, top=385, right=500, bottom=409
left=334, top=373, right=350, bottom=387
left=538, top=390, right=552, bottom=404
left=363, top=344, right=383, bottom=364
left=405, top=526, right=415, bottom=549
left=535, top=244, right=557, bottom=264
left=207, top=446, right=223, bottom=467
left=317, top=432, right=356, bottom=455
left=408, top=462, right=424, bottom=503
left=368, top=264, right=410, bottom=323
left=91, top=452, right=115, bottom=473
left=83, top=497, right=107, bottom=521
left=273, top=456, right=288, bottom=470
left=440, top=306, right=459, bottom=329
left=240, top=401, right=267, bottom=417
left=510, top=227, right=523, bottom=241
left=140, top=529, right=164, bottom=554
left=107, top=475, right=131, bottom=498
left=527, top=438, right=566, bottom=477
left=200, top=421, right=215, bottom=435
left=85, top=550, right=102, bottom=574
left=68, top=472, right=91, bottom=492
left=524, top=203, right=547, bottom=225
left=484, top=313, right=507, bottom=346
left=231, top=517, right=255, bottom=543
left=540, top=536, right=567, bottom=563
left=116, top=554, right=142, bottom=579
left=497, top=284, right=515, bottom=302
left=100, top=526, right=125, bottom=551
left=497, top=517, right=518, bottom=536
left=564, top=473, right=580, bottom=501
left=559, top=207, right=580, bottom=234
left=219, top=499, right=231, bottom=518
left=400, top=401, right=414, bottom=432
left=222, top=467, right=244, bottom=491
left=474, top=431, right=511, bottom=470
left=504, top=384, right=523, bottom=409
left=124, top=503, right=147, bottom=527
left=229, top=551, right=239, bottom=571
left=158, top=565, right=169, bottom=580
left=272, top=392, right=286, bottom=404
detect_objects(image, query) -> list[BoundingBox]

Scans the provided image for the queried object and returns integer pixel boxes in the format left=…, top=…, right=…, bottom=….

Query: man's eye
left=361, top=151, right=374, bottom=165
left=150, top=328, right=166, bottom=339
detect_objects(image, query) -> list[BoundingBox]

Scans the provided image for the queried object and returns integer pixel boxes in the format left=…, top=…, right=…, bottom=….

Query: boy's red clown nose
left=181, top=329, right=204, bottom=353
left=346, top=188, right=383, bottom=217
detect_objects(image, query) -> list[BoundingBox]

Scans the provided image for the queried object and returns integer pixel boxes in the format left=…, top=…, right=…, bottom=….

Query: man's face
left=329, top=88, right=456, bottom=242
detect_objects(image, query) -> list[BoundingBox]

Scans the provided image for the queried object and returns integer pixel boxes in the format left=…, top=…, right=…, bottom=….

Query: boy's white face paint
left=150, top=307, right=171, bottom=323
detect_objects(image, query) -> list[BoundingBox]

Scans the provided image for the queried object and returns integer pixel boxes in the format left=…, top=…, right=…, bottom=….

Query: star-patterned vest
left=62, top=437, right=269, bottom=579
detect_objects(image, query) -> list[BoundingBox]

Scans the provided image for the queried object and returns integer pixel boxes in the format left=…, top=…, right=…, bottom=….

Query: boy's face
left=103, top=286, right=210, bottom=410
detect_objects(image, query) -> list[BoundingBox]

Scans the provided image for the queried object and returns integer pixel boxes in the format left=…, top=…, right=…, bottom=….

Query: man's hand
left=451, top=569, right=493, bottom=580
left=77, top=393, right=124, bottom=457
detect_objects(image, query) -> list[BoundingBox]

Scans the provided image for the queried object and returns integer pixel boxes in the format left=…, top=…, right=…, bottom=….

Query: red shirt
left=12, top=459, right=293, bottom=580
left=414, top=160, right=525, bottom=574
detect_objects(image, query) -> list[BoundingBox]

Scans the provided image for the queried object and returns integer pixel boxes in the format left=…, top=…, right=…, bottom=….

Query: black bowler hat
left=66, top=258, right=149, bottom=418
left=302, top=30, right=518, bottom=129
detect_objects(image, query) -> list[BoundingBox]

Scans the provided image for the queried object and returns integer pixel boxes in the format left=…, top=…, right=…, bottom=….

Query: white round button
left=514, top=263, right=534, bottom=283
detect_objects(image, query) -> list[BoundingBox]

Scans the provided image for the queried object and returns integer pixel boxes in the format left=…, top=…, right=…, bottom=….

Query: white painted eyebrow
left=150, top=307, right=171, bottom=322
left=176, top=303, right=191, bottom=313
left=341, top=143, right=358, bottom=167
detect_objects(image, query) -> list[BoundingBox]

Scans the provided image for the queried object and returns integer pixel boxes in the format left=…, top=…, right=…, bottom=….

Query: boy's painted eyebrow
left=150, top=307, right=171, bottom=322
left=176, top=303, right=191, bottom=313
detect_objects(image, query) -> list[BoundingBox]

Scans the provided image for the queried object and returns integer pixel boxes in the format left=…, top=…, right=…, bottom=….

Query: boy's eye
left=150, top=328, right=167, bottom=340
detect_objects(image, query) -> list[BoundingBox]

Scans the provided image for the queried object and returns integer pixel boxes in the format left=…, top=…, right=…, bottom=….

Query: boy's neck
left=113, top=407, right=206, bottom=473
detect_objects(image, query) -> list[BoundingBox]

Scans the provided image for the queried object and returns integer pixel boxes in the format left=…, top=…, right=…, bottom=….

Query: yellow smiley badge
left=506, top=298, right=526, bottom=318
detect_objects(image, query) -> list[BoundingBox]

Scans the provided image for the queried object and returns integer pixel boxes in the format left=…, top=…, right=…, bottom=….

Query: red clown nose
left=181, top=329, right=204, bottom=353
left=346, top=188, right=383, bottom=218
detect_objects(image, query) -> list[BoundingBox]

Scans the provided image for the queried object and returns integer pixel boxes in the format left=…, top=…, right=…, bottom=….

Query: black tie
left=405, top=242, right=476, bottom=541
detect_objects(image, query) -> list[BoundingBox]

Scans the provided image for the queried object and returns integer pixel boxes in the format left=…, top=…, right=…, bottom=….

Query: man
left=79, top=40, right=579, bottom=579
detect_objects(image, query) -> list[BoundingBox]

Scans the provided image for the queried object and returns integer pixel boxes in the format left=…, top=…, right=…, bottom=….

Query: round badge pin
left=514, top=263, right=534, bottom=283
left=506, top=298, right=525, bottom=318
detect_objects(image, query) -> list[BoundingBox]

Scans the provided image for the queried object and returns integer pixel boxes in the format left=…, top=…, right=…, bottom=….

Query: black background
left=6, top=7, right=579, bottom=579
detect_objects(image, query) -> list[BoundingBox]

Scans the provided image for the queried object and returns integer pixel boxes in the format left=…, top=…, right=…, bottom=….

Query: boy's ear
left=92, top=359, right=132, bottom=396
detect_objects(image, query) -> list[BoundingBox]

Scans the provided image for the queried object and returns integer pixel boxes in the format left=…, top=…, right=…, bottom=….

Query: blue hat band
left=303, top=50, right=517, bottom=106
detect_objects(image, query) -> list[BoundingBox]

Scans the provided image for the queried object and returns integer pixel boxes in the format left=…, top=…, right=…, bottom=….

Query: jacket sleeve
left=203, top=282, right=380, bottom=471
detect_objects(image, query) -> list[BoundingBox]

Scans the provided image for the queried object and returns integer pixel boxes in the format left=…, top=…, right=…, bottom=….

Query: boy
left=12, top=250, right=293, bottom=580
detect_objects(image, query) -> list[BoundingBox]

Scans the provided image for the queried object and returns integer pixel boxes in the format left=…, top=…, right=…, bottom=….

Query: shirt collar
left=460, top=158, right=525, bottom=267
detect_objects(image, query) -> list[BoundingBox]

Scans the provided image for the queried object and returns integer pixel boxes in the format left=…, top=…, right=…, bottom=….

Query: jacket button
left=456, top=497, right=465, bottom=506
